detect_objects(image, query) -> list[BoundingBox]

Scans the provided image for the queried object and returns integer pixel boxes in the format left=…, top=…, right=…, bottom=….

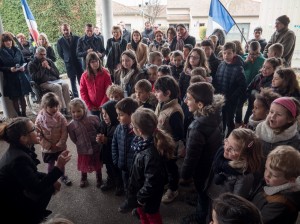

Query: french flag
left=206, top=0, right=235, bottom=36
left=21, top=0, right=39, bottom=42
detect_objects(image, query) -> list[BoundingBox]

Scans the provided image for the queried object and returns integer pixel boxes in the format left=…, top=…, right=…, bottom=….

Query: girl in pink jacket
left=35, top=92, right=71, bottom=186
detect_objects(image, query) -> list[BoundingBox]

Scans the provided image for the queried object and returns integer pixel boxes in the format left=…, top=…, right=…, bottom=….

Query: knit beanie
left=276, top=15, right=290, bottom=26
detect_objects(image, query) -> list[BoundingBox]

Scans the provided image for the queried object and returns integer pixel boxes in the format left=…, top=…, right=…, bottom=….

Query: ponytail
left=153, top=128, right=176, bottom=160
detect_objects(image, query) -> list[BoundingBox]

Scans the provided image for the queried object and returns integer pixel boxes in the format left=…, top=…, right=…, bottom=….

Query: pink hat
left=273, top=97, right=297, bottom=118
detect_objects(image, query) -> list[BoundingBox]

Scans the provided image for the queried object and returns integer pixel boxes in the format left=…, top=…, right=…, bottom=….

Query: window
left=226, top=23, right=250, bottom=44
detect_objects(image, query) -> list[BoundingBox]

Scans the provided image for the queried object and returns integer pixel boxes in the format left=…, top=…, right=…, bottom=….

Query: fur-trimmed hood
left=194, top=94, right=225, bottom=117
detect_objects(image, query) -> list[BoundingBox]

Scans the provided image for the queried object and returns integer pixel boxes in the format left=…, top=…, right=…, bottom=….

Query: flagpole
left=217, top=0, right=247, bottom=43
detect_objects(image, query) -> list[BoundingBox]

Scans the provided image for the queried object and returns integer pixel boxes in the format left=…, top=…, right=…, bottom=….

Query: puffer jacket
left=181, top=95, right=224, bottom=192
left=35, top=110, right=68, bottom=153
left=111, top=124, right=135, bottom=171
left=67, top=113, right=100, bottom=155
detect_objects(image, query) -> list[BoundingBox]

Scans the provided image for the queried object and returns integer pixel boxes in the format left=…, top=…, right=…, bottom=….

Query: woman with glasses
left=0, top=117, right=71, bottom=223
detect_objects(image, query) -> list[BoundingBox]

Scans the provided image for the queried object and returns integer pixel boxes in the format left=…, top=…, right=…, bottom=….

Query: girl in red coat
left=80, top=52, right=112, bottom=117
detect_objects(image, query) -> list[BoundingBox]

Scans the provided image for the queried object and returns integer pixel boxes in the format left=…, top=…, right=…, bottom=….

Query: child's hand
left=56, top=150, right=71, bottom=171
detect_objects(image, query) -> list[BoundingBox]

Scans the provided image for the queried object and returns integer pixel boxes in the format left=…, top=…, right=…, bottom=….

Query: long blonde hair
left=38, top=33, right=51, bottom=47
left=131, top=108, right=175, bottom=159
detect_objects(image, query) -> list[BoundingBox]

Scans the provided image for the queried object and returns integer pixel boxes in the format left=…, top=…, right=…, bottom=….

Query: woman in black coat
left=0, top=32, right=32, bottom=116
left=0, top=117, right=71, bottom=223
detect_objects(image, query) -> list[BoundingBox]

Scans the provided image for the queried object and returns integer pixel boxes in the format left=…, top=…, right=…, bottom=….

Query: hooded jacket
left=181, top=95, right=224, bottom=192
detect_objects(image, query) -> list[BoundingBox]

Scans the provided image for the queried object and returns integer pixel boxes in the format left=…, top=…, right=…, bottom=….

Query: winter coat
left=35, top=110, right=68, bottom=153
left=126, top=42, right=148, bottom=68
left=255, top=121, right=300, bottom=156
left=0, top=46, right=31, bottom=98
left=242, top=53, right=265, bottom=85
left=181, top=95, right=224, bottom=192
left=114, top=69, right=147, bottom=96
left=80, top=68, right=112, bottom=110
left=131, top=92, right=158, bottom=111
left=76, top=35, right=106, bottom=62
left=252, top=180, right=300, bottom=224
left=213, top=55, right=246, bottom=104
left=208, top=53, right=221, bottom=80
left=141, top=29, right=155, bottom=45
left=122, top=29, right=131, bottom=43
left=127, top=144, right=167, bottom=214
left=169, top=35, right=196, bottom=51
left=57, top=34, right=83, bottom=76
left=263, top=28, right=296, bottom=66
left=149, top=40, right=169, bottom=52
left=28, top=57, right=60, bottom=85
left=179, top=71, right=191, bottom=101
left=205, top=147, right=256, bottom=200
left=246, top=73, right=273, bottom=98
left=0, top=144, right=62, bottom=223
left=105, top=38, right=127, bottom=71
left=170, top=64, right=184, bottom=82
left=111, top=124, right=135, bottom=171
left=67, top=114, right=101, bottom=155
left=98, top=100, right=119, bottom=164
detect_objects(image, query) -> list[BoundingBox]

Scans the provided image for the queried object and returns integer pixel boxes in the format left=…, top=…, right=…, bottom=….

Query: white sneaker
left=161, top=189, right=179, bottom=203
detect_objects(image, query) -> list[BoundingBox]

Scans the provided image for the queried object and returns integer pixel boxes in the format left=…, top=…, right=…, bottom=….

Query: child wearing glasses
left=35, top=92, right=72, bottom=186
left=198, top=128, right=263, bottom=223
left=179, top=48, right=209, bottom=101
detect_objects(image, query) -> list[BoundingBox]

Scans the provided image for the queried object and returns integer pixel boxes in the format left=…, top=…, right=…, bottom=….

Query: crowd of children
left=2, top=20, right=300, bottom=224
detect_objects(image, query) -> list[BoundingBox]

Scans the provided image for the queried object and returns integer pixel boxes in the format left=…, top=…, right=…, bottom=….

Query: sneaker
left=100, top=179, right=115, bottom=191
left=118, top=200, right=132, bottom=213
left=161, top=189, right=179, bottom=204
left=80, top=179, right=88, bottom=188
left=61, top=176, right=72, bottom=186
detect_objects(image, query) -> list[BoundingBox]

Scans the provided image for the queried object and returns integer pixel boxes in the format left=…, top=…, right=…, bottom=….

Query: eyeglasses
left=224, top=138, right=239, bottom=154
left=27, top=126, right=36, bottom=134
left=189, top=55, right=200, bottom=60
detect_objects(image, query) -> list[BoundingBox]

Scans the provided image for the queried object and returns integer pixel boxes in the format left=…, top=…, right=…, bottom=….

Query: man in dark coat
left=57, top=23, right=83, bottom=97
left=119, top=21, right=131, bottom=43
left=77, top=23, right=106, bottom=68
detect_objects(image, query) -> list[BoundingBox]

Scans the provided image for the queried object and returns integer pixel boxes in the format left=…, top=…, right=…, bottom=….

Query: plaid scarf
left=131, top=136, right=153, bottom=153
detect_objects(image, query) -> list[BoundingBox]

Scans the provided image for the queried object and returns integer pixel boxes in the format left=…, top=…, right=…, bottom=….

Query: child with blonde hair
left=67, top=98, right=102, bottom=188
left=120, top=108, right=176, bottom=223
left=106, top=84, right=124, bottom=101
left=35, top=92, right=71, bottom=186
left=252, top=146, right=300, bottom=224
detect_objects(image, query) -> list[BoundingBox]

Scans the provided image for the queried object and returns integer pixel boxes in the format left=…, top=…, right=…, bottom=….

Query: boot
left=96, top=172, right=102, bottom=188
left=80, top=173, right=88, bottom=188
left=100, top=177, right=115, bottom=191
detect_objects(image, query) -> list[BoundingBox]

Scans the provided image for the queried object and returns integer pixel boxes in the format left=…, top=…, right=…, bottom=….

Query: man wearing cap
left=263, top=15, right=296, bottom=67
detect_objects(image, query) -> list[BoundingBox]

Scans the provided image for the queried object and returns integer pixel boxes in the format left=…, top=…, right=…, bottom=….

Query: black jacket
left=57, top=34, right=83, bottom=75
left=208, top=53, right=221, bottom=79
left=169, top=35, right=196, bottom=51
left=77, top=35, right=106, bottom=61
left=128, top=144, right=167, bottom=214
left=181, top=95, right=224, bottom=192
left=29, top=57, right=60, bottom=85
left=105, top=38, right=127, bottom=71
left=0, top=144, right=62, bottom=223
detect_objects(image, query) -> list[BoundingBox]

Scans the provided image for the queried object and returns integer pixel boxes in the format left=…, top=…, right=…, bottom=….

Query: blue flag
left=21, top=0, right=39, bottom=42
left=207, top=0, right=235, bottom=35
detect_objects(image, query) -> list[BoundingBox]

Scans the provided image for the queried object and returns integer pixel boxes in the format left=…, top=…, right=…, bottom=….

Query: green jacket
left=242, top=53, right=265, bottom=85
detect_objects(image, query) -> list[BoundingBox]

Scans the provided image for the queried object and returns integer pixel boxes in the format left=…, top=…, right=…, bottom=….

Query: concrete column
left=101, top=0, right=113, bottom=46
left=0, top=15, right=17, bottom=118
